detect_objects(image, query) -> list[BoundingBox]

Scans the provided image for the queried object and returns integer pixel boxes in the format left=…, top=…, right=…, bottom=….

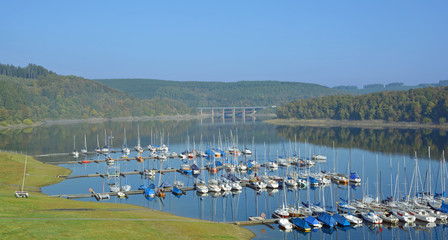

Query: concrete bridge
left=197, top=106, right=268, bottom=122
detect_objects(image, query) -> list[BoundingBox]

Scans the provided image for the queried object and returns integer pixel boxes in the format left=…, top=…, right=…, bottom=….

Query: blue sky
left=1, top=1, right=447, bottom=87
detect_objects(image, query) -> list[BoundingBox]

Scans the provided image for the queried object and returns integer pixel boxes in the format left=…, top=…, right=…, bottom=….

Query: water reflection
left=277, top=126, right=448, bottom=159
left=2, top=119, right=448, bottom=240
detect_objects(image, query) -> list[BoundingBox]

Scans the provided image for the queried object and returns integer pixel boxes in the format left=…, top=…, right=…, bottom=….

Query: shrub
left=23, top=118, right=34, bottom=125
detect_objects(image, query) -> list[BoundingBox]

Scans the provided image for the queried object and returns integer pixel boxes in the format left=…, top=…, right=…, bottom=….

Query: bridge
left=196, top=106, right=270, bottom=123
left=197, top=106, right=268, bottom=122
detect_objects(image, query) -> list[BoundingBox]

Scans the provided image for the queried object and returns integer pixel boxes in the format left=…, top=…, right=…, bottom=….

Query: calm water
left=2, top=118, right=448, bottom=239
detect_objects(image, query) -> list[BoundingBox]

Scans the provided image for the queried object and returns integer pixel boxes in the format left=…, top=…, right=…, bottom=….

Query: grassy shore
left=266, top=118, right=448, bottom=129
left=0, top=152, right=254, bottom=239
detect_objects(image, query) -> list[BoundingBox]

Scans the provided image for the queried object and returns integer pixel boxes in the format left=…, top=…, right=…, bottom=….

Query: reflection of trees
left=0, top=120, right=281, bottom=158
left=277, top=126, right=448, bottom=159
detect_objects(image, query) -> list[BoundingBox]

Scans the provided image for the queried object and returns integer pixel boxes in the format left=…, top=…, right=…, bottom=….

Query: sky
left=1, top=1, right=447, bottom=87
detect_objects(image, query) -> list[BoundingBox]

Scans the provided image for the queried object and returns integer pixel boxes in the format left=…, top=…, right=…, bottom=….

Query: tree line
left=277, top=86, right=448, bottom=124
left=95, top=79, right=348, bottom=108
left=0, top=63, right=54, bottom=79
left=0, top=64, right=190, bottom=126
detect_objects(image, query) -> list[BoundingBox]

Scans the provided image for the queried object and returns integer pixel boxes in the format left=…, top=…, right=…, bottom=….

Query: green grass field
left=0, top=152, right=254, bottom=239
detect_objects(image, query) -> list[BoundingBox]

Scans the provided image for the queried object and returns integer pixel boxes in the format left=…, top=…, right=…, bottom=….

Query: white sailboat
left=94, top=134, right=101, bottom=153
left=80, top=134, right=88, bottom=154
left=72, top=136, right=79, bottom=159
left=134, top=124, right=143, bottom=153
left=15, top=155, right=29, bottom=198
left=101, top=130, right=109, bottom=154
left=121, top=128, right=130, bottom=155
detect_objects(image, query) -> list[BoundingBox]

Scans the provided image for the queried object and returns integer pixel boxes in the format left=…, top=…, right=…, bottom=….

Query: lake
left=1, top=118, right=447, bottom=239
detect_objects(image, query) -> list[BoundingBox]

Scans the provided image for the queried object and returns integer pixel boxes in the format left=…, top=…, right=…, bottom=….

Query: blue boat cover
left=172, top=186, right=183, bottom=195
left=440, top=200, right=448, bottom=213
left=317, top=212, right=336, bottom=228
left=350, top=172, right=360, bottom=180
left=308, top=177, right=318, bottom=185
left=291, top=217, right=311, bottom=230
left=144, top=187, right=155, bottom=196
left=333, top=213, right=350, bottom=227
left=191, top=164, right=199, bottom=170
left=215, top=161, right=223, bottom=166
left=304, top=216, right=319, bottom=226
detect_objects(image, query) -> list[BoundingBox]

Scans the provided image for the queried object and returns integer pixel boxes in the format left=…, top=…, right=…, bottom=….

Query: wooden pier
left=58, top=166, right=226, bottom=179
left=234, top=217, right=278, bottom=229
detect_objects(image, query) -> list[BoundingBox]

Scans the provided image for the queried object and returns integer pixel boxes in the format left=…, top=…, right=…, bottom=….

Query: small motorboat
left=278, top=218, right=293, bottom=231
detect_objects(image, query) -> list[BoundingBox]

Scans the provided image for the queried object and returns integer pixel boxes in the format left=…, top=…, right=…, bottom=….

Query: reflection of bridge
left=197, top=106, right=268, bottom=123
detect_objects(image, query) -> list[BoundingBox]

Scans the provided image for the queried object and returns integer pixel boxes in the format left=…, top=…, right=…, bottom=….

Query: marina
left=3, top=119, right=448, bottom=239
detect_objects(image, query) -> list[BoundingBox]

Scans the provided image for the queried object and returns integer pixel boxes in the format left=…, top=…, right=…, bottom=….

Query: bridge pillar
left=222, top=108, right=225, bottom=120
left=243, top=108, right=246, bottom=122
left=200, top=109, right=202, bottom=115
left=232, top=108, right=236, bottom=122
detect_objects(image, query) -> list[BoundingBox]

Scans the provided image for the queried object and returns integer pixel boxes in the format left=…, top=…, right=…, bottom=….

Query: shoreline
left=0, top=113, right=277, bottom=129
left=0, top=152, right=254, bottom=239
left=0, top=114, right=207, bottom=129
left=265, top=118, right=448, bottom=129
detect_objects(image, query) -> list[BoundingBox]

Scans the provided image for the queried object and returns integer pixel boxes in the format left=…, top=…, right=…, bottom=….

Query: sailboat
left=101, top=130, right=109, bottom=154
left=80, top=134, right=88, bottom=154
left=134, top=124, right=143, bottom=153
left=121, top=128, right=130, bottom=155
left=72, top=136, right=79, bottom=158
left=15, top=155, right=29, bottom=198
left=94, top=134, right=101, bottom=153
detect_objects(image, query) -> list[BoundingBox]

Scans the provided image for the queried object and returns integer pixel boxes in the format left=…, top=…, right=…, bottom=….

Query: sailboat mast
left=390, top=155, right=393, bottom=198
left=428, top=146, right=431, bottom=197
left=376, top=155, right=379, bottom=202
left=21, top=156, right=27, bottom=193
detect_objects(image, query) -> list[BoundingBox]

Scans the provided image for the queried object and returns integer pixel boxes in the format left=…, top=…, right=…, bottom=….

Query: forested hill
left=277, top=86, right=448, bottom=124
left=0, top=64, right=189, bottom=126
left=95, top=79, right=348, bottom=108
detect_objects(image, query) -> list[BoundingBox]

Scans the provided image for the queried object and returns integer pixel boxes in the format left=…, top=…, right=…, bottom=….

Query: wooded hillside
left=277, top=87, right=448, bottom=124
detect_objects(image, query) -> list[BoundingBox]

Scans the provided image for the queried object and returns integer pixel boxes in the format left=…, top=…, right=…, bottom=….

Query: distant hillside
left=333, top=80, right=448, bottom=94
left=95, top=79, right=349, bottom=108
left=0, top=64, right=190, bottom=126
left=277, top=86, right=448, bottom=124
